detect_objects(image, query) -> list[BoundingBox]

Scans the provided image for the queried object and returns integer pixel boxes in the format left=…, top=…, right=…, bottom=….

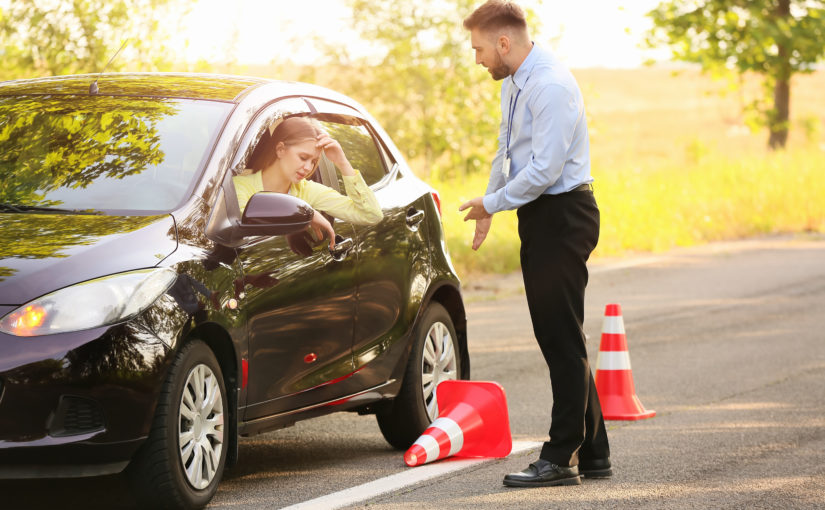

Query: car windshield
left=0, top=95, right=232, bottom=213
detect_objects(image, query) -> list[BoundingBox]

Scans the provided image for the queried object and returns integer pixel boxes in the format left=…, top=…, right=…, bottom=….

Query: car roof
left=0, top=73, right=277, bottom=102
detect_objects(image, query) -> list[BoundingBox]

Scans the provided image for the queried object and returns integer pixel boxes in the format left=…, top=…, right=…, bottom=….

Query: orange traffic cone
left=594, top=303, right=656, bottom=421
left=404, top=380, right=512, bottom=467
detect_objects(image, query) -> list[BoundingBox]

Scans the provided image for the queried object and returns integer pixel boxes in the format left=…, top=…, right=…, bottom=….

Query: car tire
left=128, top=340, right=228, bottom=510
left=376, top=302, right=460, bottom=450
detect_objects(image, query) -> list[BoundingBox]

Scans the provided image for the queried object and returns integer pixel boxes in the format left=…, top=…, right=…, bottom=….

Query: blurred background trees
left=0, top=0, right=181, bottom=79
left=302, top=0, right=507, bottom=180
left=647, top=0, right=825, bottom=149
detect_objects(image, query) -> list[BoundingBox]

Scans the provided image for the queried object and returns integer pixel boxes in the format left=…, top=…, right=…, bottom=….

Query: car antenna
left=89, top=38, right=129, bottom=95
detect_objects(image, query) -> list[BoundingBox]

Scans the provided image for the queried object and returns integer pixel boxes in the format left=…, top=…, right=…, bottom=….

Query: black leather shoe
left=579, top=457, right=613, bottom=478
left=503, top=459, right=581, bottom=487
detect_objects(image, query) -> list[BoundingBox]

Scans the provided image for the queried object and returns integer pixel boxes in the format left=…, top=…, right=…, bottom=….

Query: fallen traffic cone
left=404, top=380, right=512, bottom=467
left=594, top=303, right=656, bottom=421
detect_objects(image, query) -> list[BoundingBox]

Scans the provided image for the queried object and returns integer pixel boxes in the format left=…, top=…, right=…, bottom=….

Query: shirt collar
left=511, top=42, right=539, bottom=90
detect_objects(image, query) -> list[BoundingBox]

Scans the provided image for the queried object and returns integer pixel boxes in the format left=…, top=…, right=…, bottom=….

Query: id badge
left=502, top=153, right=511, bottom=179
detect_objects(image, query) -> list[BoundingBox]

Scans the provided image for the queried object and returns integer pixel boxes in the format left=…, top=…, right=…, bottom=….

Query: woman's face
left=277, top=139, right=320, bottom=183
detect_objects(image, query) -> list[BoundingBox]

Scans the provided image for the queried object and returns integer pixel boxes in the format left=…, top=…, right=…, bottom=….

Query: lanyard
left=506, top=77, right=526, bottom=157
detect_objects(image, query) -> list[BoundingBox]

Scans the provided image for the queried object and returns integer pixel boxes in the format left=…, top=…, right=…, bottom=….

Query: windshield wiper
left=0, top=203, right=103, bottom=215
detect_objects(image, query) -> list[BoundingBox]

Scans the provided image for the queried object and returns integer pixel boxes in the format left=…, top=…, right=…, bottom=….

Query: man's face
left=470, top=28, right=510, bottom=81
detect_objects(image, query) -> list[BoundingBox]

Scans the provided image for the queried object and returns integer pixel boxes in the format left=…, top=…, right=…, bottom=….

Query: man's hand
left=310, top=210, right=336, bottom=249
left=458, top=197, right=493, bottom=251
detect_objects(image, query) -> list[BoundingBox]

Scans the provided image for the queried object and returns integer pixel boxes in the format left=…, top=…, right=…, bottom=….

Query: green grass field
left=428, top=68, right=825, bottom=276
left=432, top=147, right=825, bottom=276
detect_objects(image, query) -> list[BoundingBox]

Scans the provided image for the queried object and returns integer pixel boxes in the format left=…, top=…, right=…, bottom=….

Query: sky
left=171, top=0, right=669, bottom=69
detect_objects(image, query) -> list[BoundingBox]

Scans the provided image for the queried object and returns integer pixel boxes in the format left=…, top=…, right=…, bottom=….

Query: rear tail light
left=431, top=190, right=442, bottom=217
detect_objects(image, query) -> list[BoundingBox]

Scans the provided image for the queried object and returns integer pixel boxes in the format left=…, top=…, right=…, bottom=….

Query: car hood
left=0, top=213, right=178, bottom=306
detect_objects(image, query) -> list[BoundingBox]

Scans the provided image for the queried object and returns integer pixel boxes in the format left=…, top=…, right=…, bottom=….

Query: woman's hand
left=310, top=210, right=336, bottom=249
left=316, top=132, right=355, bottom=176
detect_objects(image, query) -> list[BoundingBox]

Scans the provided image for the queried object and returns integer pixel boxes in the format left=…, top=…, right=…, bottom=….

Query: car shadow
left=0, top=474, right=138, bottom=509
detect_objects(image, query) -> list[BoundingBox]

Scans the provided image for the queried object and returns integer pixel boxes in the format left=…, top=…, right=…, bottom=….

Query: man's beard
left=488, top=54, right=511, bottom=81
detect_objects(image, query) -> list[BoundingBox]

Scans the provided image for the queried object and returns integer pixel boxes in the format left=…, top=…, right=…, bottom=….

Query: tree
left=646, top=0, right=825, bottom=149
left=307, top=0, right=541, bottom=179
left=0, top=0, right=181, bottom=79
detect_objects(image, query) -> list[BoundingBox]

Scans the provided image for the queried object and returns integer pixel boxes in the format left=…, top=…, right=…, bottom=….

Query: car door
left=228, top=99, right=360, bottom=420
left=307, top=99, right=432, bottom=389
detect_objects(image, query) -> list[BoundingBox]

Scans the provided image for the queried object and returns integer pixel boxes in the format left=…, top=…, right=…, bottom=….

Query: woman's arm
left=302, top=133, right=383, bottom=225
left=301, top=176, right=383, bottom=225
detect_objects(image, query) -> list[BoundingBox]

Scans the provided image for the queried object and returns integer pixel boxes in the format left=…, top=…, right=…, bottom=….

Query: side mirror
left=239, top=192, right=314, bottom=237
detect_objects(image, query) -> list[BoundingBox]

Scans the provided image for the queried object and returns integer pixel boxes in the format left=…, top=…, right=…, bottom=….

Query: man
left=459, top=0, right=611, bottom=487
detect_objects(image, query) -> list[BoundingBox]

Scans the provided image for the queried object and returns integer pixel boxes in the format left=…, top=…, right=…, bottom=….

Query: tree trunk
left=769, top=78, right=790, bottom=150
left=768, top=0, right=791, bottom=150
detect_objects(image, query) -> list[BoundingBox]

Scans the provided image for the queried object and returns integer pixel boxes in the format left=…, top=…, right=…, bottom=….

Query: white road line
left=279, top=440, right=541, bottom=510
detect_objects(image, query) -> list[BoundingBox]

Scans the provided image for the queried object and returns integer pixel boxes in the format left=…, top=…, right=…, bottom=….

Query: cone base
left=603, top=409, right=656, bottom=421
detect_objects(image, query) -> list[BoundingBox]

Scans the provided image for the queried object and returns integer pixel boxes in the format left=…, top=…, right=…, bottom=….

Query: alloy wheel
left=421, top=320, right=459, bottom=420
left=178, top=363, right=225, bottom=490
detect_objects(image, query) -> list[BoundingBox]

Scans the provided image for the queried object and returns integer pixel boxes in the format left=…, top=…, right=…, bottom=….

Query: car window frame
left=223, top=97, right=313, bottom=218
left=206, top=97, right=313, bottom=247
left=304, top=98, right=398, bottom=192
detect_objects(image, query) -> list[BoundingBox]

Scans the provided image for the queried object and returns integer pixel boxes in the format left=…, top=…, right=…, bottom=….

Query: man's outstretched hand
left=458, top=197, right=493, bottom=251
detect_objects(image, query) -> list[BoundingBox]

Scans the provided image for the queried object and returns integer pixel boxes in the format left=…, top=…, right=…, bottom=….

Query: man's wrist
left=481, top=194, right=497, bottom=216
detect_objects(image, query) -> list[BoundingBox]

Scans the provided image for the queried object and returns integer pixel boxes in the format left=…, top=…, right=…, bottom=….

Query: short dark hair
left=463, top=0, right=527, bottom=32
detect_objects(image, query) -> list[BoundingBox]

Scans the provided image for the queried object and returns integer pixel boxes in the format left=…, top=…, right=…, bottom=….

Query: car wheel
left=377, top=302, right=460, bottom=449
left=128, top=340, right=227, bottom=509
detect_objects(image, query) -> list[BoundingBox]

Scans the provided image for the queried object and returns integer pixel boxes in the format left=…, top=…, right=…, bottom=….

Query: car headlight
left=0, top=268, right=178, bottom=337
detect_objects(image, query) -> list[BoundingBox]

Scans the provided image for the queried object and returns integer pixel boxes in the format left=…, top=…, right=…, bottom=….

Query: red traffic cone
left=594, top=304, right=655, bottom=421
left=404, top=380, right=512, bottom=467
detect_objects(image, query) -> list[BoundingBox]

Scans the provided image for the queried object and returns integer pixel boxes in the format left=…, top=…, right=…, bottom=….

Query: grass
left=432, top=146, right=825, bottom=277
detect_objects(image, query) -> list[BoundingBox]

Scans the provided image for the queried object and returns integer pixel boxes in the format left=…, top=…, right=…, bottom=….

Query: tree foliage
left=308, top=0, right=536, bottom=179
left=0, top=95, right=171, bottom=207
left=0, top=0, right=179, bottom=79
left=646, top=0, right=825, bottom=149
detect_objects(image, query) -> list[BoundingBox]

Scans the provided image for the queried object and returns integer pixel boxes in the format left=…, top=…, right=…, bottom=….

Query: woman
left=233, top=116, right=383, bottom=248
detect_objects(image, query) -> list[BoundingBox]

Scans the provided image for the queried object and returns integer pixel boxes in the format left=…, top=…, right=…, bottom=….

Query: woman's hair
left=463, top=0, right=527, bottom=33
left=248, top=116, right=323, bottom=172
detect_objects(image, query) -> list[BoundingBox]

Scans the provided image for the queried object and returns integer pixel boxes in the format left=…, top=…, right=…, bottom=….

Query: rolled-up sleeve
left=483, top=83, right=582, bottom=214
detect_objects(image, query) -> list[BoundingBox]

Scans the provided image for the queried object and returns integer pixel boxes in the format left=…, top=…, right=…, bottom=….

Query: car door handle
left=329, top=236, right=354, bottom=261
left=406, top=208, right=425, bottom=231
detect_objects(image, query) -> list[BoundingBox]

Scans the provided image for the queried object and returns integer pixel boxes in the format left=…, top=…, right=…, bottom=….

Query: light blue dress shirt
left=483, top=44, right=593, bottom=214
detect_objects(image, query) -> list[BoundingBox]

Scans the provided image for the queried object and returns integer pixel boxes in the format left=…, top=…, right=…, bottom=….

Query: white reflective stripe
left=596, top=351, right=632, bottom=371
left=601, top=316, right=626, bottom=335
left=412, top=433, right=441, bottom=463
left=430, top=417, right=464, bottom=456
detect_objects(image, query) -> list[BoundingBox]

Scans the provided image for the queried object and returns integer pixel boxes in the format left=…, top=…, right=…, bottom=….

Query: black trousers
left=517, top=189, right=610, bottom=467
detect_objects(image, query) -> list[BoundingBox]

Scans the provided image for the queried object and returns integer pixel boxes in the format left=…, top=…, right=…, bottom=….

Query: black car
left=0, top=73, right=469, bottom=509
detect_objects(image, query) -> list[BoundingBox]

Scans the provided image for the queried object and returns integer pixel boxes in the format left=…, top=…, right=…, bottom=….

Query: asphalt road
left=4, top=234, right=824, bottom=509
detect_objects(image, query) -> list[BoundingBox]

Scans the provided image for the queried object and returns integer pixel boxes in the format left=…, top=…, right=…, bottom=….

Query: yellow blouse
left=232, top=170, right=383, bottom=225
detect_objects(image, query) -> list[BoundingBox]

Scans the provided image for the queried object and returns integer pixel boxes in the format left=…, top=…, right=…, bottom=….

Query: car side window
left=317, top=121, right=387, bottom=186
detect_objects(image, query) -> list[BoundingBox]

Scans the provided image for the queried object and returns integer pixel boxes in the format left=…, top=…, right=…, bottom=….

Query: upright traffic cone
left=404, top=380, right=512, bottom=467
left=594, top=303, right=656, bottom=421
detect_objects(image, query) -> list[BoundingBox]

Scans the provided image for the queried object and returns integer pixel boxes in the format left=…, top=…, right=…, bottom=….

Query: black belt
left=570, top=183, right=593, bottom=192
